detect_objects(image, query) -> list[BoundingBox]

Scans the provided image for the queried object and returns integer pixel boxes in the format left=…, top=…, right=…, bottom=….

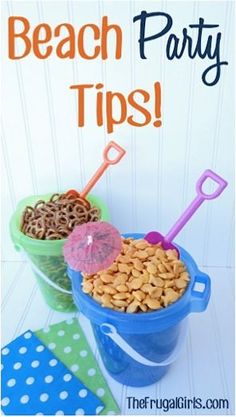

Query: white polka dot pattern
left=75, top=409, right=85, bottom=415
left=1, top=397, right=10, bottom=406
left=42, top=327, right=50, bottom=333
left=20, top=395, right=29, bottom=404
left=70, top=364, right=79, bottom=372
left=59, top=391, right=68, bottom=400
left=49, top=359, right=57, bottom=367
left=96, top=406, right=104, bottom=414
left=36, top=345, right=45, bottom=352
left=7, top=378, right=16, bottom=387
left=26, top=377, right=35, bottom=385
left=63, top=373, right=72, bottom=382
left=64, top=346, right=72, bottom=354
left=19, top=347, right=27, bottom=354
left=40, top=393, right=49, bottom=402
left=13, top=362, right=22, bottom=370
left=88, top=368, right=96, bottom=376
left=44, top=375, right=53, bottom=383
left=31, top=360, right=40, bottom=368
left=96, top=388, right=105, bottom=397
left=1, top=327, right=106, bottom=415
left=48, top=343, right=56, bottom=350
left=78, top=389, right=87, bottom=398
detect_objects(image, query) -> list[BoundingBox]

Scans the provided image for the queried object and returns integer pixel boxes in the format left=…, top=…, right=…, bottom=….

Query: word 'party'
left=8, top=12, right=228, bottom=86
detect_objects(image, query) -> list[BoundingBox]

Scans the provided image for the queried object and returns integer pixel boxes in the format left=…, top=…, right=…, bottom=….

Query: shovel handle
left=165, top=169, right=228, bottom=242
left=196, top=169, right=228, bottom=200
left=103, top=141, right=126, bottom=164
left=80, top=141, right=126, bottom=198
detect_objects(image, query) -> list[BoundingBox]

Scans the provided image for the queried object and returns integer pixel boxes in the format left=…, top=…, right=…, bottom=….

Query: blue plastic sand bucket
left=68, top=234, right=211, bottom=387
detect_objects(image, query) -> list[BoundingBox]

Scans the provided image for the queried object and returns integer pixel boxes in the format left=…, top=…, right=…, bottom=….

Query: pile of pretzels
left=20, top=193, right=101, bottom=240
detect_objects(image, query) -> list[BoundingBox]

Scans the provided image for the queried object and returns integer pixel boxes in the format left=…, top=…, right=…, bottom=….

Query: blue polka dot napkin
left=1, top=330, right=104, bottom=415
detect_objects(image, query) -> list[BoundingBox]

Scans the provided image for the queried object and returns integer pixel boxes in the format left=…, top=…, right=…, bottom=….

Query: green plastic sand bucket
left=10, top=193, right=109, bottom=312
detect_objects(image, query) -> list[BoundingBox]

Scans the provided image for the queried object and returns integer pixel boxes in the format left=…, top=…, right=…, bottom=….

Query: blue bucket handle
left=100, top=322, right=187, bottom=367
left=190, top=271, right=211, bottom=313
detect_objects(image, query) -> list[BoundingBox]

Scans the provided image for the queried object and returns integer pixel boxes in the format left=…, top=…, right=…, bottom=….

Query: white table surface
left=1, top=260, right=235, bottom=415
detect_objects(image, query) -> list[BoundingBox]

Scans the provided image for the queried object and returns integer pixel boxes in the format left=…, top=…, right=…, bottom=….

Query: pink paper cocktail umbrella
left=63, top=221, right=122, bottom=274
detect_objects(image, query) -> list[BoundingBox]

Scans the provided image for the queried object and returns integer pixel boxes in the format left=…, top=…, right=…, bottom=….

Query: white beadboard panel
left=1, top=0, right=234, bottom=269
left=1, top=263, right=36, bottom=346
left=1, top=261, right=25, bottom=302
left=188, top=265, right=235, bottom=415
left=1, top=140, right=20, bottom=261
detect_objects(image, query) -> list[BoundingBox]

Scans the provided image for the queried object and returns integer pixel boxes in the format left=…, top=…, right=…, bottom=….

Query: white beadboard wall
left=1, top=0, right=235, bottom=269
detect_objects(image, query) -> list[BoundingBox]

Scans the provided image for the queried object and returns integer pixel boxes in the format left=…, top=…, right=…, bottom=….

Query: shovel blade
left=144, top=231, right=180, bottom=257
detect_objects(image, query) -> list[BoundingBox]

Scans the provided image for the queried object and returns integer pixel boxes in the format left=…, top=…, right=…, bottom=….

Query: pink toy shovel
left=66, top=141, right=126, bottom=198
left=145, top=169, right=228, bottom=257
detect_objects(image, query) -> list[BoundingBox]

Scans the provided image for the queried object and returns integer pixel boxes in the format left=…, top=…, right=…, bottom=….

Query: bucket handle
left=190, top=271, right=211, bottom=313
left=100, top=322, right=186, bottom=367
left=22, top=251, right=72, bottom=295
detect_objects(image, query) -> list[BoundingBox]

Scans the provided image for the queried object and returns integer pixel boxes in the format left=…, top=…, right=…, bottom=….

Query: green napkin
left=35, top=318, right=120, bottom=415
